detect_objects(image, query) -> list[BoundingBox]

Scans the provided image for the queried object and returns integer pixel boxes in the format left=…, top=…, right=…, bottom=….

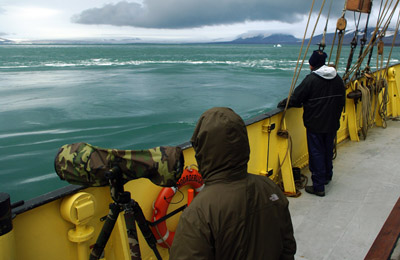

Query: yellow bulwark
left=1, top=64, right=400, bottom=260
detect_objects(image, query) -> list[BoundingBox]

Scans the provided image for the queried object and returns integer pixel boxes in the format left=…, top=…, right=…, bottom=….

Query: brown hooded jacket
left=170, top=107, right=296, bottom=260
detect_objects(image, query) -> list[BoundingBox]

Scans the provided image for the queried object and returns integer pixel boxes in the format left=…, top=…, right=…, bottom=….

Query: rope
left=279, top=0, right=326, bottom=132
left=356, top=11, right=371, bottom=77
left=274, top=0, right=330, bottom=198
left=279, top=0, right=316, bottom=129
left=331, top=1, right=349, bottom=68
left=378, top=78, right=389, bottom=128
left=275, top=0, right=400, bottom=196
left=163, top=189, right=184, bottom=204
left=359, top=82, right=372, bottom=139
left=353, top=0, right=399, bottom=139
left=365, top=74, right=379, bottom=129
left=272, top=135, right=292, bottom=184
left=373, top=1, right=400, bottom=128
left=290, top=0, right=327, bottom=96
left=335, top=29, right=346, bottom=69
left=328, top=29, right=338, bottom=65
left=273, top=134, right=305, bottom=198
left=320, top=0, right=334, bottom=50
left=346, top=0, right=399, bottom=83
left=366, top=34, right=376, bottom=67
left=384, top=4, right=400, bottom=73
left=345, top=0, right=393, bottom=80
left=343, top=11, right=361, bottom=80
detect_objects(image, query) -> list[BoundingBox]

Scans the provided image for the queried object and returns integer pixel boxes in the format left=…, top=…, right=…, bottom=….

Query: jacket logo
left=269, top=194, right=279, bottom=201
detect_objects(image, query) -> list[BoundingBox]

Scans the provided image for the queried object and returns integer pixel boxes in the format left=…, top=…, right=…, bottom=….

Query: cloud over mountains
left=71, top=0, right=345, bottom=29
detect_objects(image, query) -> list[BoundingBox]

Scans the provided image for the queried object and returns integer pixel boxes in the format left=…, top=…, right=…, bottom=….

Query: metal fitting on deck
left=388, top=68, right=396, bottom=81
left=61, top=192, right=96, bottom=260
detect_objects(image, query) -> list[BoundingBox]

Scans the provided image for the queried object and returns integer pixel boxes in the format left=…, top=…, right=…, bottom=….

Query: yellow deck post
left=388, top=68, right=400, bottom=117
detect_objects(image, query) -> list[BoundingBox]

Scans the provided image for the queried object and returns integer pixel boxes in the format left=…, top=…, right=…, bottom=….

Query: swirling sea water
left=0, top=44, right=399, bottom=202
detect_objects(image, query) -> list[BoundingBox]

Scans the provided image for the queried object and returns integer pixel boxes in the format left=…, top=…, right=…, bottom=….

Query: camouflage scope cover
left=54, top=142, right=184, bottom=187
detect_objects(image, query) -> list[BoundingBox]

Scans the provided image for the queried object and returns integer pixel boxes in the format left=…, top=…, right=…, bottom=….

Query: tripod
left=89, top=166, right=162, bottom=260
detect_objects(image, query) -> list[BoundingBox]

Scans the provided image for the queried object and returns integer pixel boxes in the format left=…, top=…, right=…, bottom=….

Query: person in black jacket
left=278, top=50, right=345, bottom=197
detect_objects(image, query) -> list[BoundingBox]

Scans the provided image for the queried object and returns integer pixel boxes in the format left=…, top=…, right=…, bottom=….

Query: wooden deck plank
left=364, top=196, right=400, bottom=260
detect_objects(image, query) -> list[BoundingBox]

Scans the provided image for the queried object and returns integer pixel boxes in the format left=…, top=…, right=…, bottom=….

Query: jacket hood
left=190, top=107, right=249, bottom=184
left=312, top=65, right=337, bottom=80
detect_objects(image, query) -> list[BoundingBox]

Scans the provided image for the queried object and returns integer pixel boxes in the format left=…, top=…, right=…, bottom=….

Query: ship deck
left=288, top=119, right=400, bottom=260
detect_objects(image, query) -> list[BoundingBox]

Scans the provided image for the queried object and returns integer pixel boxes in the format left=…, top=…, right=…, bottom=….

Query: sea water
left=0, top=44, right=399, bottom=202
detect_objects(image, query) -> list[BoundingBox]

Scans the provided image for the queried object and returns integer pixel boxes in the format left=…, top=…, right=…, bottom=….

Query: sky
left=0, top=0, right=393, bottom=42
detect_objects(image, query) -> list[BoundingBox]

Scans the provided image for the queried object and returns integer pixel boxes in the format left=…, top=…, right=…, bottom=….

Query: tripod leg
left=124, top=211, right=142, bottom=260
left=90, top=203, right=121, bottom=260
left=130, top=200, right=162, bottom=260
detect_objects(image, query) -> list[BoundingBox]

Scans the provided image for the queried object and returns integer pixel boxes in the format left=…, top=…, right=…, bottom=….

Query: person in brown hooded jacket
left=170, top=107, right=296, bottom=260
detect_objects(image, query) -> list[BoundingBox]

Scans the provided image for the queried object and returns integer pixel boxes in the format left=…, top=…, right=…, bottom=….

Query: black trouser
left=306, top=130, right=336, bottom=192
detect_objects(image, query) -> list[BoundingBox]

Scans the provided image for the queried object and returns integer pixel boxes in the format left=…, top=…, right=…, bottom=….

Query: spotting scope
left=54, top=142, right=184, bottom=187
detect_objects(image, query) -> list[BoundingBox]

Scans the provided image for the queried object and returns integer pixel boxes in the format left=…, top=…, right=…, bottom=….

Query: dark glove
left=277, top=98, right=288, bottom=108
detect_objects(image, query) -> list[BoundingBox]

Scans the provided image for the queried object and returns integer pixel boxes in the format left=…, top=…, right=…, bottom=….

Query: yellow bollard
left=60, top=192, right=96, bottom=260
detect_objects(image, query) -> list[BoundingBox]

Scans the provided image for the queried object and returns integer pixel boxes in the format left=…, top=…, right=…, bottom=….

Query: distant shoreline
left=1, top=27, right=399, bottom=46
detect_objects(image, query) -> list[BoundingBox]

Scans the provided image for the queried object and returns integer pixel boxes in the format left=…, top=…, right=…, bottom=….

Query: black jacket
left=283, top=65, right=345, bottom=133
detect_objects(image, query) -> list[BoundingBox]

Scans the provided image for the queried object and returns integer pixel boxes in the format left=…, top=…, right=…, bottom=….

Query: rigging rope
left=327, top=28, right=338, bottom=65
left=356, top=11, right=371, bottom=77
left=345, top=0, right=399, bottom=83
left=339, top=0, right=397, bottom=83
left=384, top=3, right=400, bottom=73
left=274, top=0, right=399, bottom=193
left=347, top=0, right=400, bottom=137
left=320, top=0, right=334, bottom=50
left=275, top=0, right=327, bottom=196
left=343, top=11, right=362, bottom=81
left=378, top=78, right=389, bottom=128
left=329, top=1, right=349, bottom=68
left=366, top=0, right=386, bottom=68
left=279, top=0, right=326, bottom=135
left=359, top=81, right=372, bottom=139
left=335, top=19, right=347, bottom=69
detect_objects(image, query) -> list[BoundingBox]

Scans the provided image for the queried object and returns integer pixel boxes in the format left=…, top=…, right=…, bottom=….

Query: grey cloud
left=72, top=0, right=344, bottom=29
